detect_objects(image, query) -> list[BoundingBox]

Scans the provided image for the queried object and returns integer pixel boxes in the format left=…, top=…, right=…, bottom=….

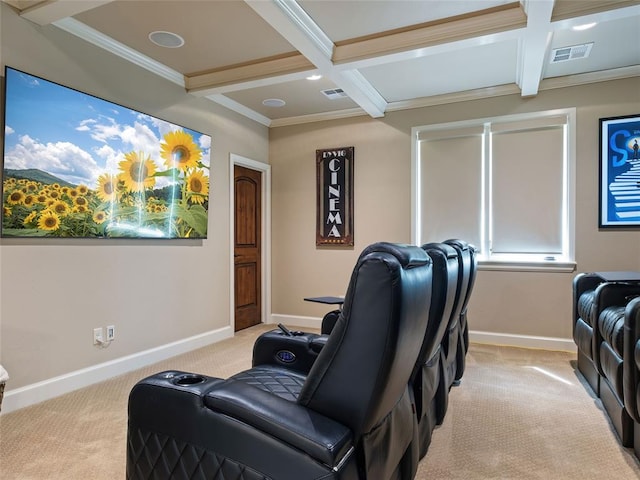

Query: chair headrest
left=422, top=242, right=458, bottom=260
left=443, top=238, right=476, bottom=253
left=360, top=242, right=430, bottom=270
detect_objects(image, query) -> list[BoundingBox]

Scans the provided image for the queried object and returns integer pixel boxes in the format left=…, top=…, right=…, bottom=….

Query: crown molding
left=206, top=94, right=272, bottom=127
left=52, top=17, right=184, bottom=87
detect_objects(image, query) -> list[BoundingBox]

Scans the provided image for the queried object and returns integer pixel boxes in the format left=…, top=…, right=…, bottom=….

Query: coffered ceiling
left=3, top=0, right=640, bottom=127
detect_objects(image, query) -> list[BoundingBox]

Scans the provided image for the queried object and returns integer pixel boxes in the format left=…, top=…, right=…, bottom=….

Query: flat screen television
left=1, top=66, right=211, bottom=239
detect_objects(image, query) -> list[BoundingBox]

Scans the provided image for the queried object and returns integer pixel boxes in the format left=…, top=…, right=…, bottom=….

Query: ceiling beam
left=332, top=2, right=526, bottom=64
left=16, top=0, right=113, bottom=25
left=245, top=0, right=386, bottom=118
left=185, top=53, right=314, bottom=95
left=517, top=0, right=555, bottom=97
left=551, top=0, right=640, bottom=22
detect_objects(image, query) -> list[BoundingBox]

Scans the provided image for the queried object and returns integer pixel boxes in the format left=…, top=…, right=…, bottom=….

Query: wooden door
left=234, top=165, right=262, bottom=331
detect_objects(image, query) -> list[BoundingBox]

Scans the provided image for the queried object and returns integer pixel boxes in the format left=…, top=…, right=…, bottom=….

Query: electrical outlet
left=93, top=327, right=104, bottom=345
left=106, top=325, right=115, bottom=341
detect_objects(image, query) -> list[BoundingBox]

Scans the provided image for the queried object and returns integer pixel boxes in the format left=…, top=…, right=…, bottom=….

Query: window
left=412, top=109, right=576, bottom=271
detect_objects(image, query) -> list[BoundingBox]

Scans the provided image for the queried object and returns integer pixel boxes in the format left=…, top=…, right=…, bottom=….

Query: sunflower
left=23, top=210, right=37, bottom=225
left=51, top=200, right=70, bottom=217
left=73, top=205, right=89, bottom=214
left=23, top=195, right=36, bottom=207
left=26, top=182, right=38, bottom=193
left=51, top=183, right=60, bottom=190
left=77, top=184, right=89, bottom=195
left=93, top=211, right=107, bottom=224
left=61, top=187, right=70, bottom=195
left=74, top=196, right=89, bottom=208
left=118, top=152, right=156, bottom=193
left=67, top=188, right=79, bottom=199
left=48, top=190, right=61, bottom=200
left=4, top=206, right=11, bottom=217
left=160, top=131, right=201, bottom=171
left=185, top=170, right=209, bottom=204
left=36, top=194, right=48, bottom=204
left=7, top=190, right=25, bottom=205
left=38, top=210, right=61, bottom=231
left=95, top=174, right=118, bottom=202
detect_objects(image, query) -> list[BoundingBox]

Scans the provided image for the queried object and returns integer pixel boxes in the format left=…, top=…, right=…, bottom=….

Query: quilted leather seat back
left=599, top=306, right=625, bottom=398
left=578, top=291, right=597, bottom=327
left=599, top=306, right=625, bottom=357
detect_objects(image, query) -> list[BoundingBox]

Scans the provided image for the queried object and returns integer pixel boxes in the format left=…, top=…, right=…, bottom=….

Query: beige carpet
left=1, top=324, right=639, bottom=479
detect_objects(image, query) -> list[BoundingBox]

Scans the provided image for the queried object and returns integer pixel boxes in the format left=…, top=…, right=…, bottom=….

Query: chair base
left=600, top=378, right=634, bottom=448
left=576, top=349, right=600, bottom=397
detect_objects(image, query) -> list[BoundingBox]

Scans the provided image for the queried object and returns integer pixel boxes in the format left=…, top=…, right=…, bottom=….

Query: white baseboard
left=271, top=314, right=576, bottom=352
left=2, top=326, right=233, bottom=414
left=469, top=331, right=576, bottom=352
left=2, top=319, right=575, bottom=414
left=269, top=314, right=322, bottom=329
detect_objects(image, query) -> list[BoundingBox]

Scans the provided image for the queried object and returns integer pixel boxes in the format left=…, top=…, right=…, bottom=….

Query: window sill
left=478, top=260, right=577, bottom=273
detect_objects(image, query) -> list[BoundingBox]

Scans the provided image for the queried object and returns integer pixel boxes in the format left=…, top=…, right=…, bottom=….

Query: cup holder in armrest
left=173, top=374, right=206, bottom=386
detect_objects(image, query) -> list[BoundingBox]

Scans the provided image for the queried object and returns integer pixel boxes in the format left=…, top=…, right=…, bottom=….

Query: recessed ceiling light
left=306, top=74, right=322, bottom=81
left=262, top=98, right=286, bottom=107
left=572, top=22, right=597, bottom=31
left=149, top=31, right=185, bottom=48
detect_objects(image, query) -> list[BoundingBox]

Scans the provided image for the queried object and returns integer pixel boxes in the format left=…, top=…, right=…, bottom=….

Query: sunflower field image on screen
left=1, top=67, right=211, bottom=239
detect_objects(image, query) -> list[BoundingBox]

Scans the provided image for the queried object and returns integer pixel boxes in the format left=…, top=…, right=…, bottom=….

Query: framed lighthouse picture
left=599, top=114, right=640, bottom=228
left=316, top=146, right=354, bottom=246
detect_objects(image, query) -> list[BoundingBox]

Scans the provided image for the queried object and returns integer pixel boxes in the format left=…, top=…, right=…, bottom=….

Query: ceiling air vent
left=550, top=43, right=593, bottom=63
left=321, top=88, right=348, bottom=100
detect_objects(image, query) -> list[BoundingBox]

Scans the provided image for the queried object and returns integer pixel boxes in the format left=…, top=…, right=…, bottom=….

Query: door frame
left=229, top=154, right=271, bottom=330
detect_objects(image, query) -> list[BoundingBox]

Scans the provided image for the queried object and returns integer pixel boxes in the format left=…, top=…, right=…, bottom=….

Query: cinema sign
left=316, top=147, right=354, bottom=246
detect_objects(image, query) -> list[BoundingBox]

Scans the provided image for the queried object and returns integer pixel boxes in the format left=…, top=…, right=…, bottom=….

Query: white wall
left=0, top=3, right=269, bottom=403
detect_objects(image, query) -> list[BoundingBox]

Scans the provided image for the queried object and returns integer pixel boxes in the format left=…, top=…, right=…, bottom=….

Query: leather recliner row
left=126, top=240, right=477, bottom=479
left=573, top=273, right=640, bottom=450
left=623, top=297, right=640, bottom=460
left=312, top=239, right=477, bottom=458
left=413, top=240, right=477, bottom=458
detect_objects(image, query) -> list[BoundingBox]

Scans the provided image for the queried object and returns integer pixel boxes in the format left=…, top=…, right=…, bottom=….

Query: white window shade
left=413, top=108, right=575, bottom=271
left=490, top=126, right=564, bottom=255
left=419, top=134, right=482, bottom=248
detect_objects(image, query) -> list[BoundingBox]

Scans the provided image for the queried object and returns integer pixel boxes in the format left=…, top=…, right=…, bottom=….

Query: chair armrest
left=205, top=379, right=353, bottom=468
left=252, top=330, right=325, bottom=374
left=310, top=334, right=329, bottom=353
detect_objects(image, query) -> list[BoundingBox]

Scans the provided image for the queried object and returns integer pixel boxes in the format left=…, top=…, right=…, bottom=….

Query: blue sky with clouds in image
left=3, top=67, right=211, bottom=189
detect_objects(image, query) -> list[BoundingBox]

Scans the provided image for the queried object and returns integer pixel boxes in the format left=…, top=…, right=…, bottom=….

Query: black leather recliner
left=413, top=242, right=459, bottom=458
left=623, top=297, right=640, bottom=459
left=595, top=282, right=640, bottom=447
left=126, top=242, right=433, bottom=480
left=573, top=273, right=606, bottom=395
left=443, top=239, right=477, bottom=384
